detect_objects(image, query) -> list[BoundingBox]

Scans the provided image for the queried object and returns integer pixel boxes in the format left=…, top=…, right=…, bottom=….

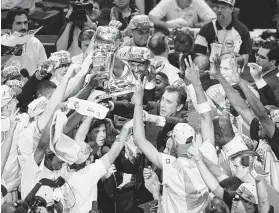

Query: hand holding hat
left=249, top=156, right=269, bottom=181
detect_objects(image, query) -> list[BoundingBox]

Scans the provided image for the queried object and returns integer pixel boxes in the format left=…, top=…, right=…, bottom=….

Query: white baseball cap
left=172, top=123, right=195, bottom=144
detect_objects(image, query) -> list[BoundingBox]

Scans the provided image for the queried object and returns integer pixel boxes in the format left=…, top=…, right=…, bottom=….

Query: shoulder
left=199, top=21, right=215, bottom=35
left=232, top=20, right=250, bottom=35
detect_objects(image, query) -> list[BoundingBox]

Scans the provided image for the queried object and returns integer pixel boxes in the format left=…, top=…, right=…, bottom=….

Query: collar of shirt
left=174, top=0, right=193, bottom=11
left=216, top=19, right=234, bottom=30
left=261, top=67, right=278, bottom=78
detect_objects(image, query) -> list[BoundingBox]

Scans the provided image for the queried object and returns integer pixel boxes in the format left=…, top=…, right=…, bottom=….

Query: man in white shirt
left=149, top=0, right=216, bottom=29
left=4, top=7, right=47, bottom=76
left=148, top=33, right=183, bottom=86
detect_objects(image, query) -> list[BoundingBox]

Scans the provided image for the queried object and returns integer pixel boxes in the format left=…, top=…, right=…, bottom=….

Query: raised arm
left=56, top=22, right=73, bottom=51
left=101, top=120, right=132, bottom=170
left=208, top=55, right=255, bottom=126
left=184, top=56, right=214, bottom=144
left=187, top=146, right=224, bottom=198
left=133, top=84, right=163, bottom=169
left=1, top=110, right=18, bottom=174
left=238, top=79, right=276, bottom=139
left=37, top=64, right=75, bottom=133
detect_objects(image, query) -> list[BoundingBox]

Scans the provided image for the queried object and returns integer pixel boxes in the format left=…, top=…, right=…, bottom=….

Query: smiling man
left=3, top=7, right=47, bottom=76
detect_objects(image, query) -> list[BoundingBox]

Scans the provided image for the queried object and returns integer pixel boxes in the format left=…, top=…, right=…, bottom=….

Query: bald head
left=213, top=115, right=235, bottom=146
left=193, top=55, right=210, bottom=72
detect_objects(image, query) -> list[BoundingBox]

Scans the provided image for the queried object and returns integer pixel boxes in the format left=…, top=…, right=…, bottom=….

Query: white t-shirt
left=149, top=0, right=216, bottom=26
left=65, top=160, right=107, bottom=213
left=161, top=142, right=217, bottom=213
left=17, top=121, right=41, bottom=171
left=3, top=36, right=47, bottom=76
left=71, top=53, right=84, bottom=65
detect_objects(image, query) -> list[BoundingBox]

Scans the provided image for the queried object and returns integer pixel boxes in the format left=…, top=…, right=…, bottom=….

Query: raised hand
left=132, top=78, right=146, bottom=105
left=84, top=15, right=97, bottom=29
left=184, top=55, right=200, bottom=85
left=230, top=60, right=241, bottom=85
left=109, top=20, right=123, bottom=29
left=248, top=63, right=262, bottom=82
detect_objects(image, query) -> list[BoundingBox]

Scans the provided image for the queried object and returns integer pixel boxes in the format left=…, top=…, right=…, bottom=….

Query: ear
left=176, top=103, right=183, bottom=112
left=270, top=59, right=276, bottom=66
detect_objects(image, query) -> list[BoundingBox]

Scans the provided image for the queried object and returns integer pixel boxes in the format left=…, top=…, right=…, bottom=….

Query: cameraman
left=56, top=0, right=110, bottom=57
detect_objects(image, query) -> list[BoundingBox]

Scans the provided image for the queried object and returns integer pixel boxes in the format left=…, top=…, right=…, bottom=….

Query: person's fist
left=109, top=20, right=123, bottom=29
left=104, top=164, right=116, bottom=179
left=143, top=166, right=153, bottom=180
left=187, top=146, right=202, bottom=162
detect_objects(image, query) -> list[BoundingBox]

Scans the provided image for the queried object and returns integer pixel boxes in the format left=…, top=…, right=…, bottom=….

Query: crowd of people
left=1, top=0, right=279, bottom=213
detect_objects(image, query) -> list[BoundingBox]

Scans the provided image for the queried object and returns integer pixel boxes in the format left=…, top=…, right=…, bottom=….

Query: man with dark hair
left=107, top=85, right=188, bottom=150
left=148, top=33, right=183, bottom=85
left=248, top=41, right=279, bottom=104
left=154, top=72, right=170, bottom=101
left=110, top=0, right=140, bottom=31
left=194, top=0, right=251, bottom=66
left=3, top=7, right=47, bottom=76
left=168, top=31, right=194, bottom=68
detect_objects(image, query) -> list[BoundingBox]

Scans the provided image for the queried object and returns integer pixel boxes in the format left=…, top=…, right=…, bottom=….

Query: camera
left=15, top=177, right=66, bottom=213
left=69, top=1, right=93, bottom=25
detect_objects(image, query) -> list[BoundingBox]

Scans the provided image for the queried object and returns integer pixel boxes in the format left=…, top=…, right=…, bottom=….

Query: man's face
left=89, top=123, right=106, bottom=147
left=220, top=57, right=234, bottom=84
left=81, top=39, right=91, bottom=53
left=174, top=41, right=192, bottom=55
left=129, top=61, right=148, bottom=80
left=232, top=157, right=249, bottom=181
left=216, top=3, right=233, bottom=21
left=132, top=28, right=150, bottom=47
left=154, top=75, right=168, bottom=100
left=12, top=14, right=28, bottom=33
left=160, top=91, right=180, bottom=117
left=233, top=198, right=255, bottom=213
left=53, top=64, right=70, bottom=80
left=114, top=0, right=130, bottom=9
left=87, top=1, right=101, bottom=22
left=256, top=48, right=273, bottom=71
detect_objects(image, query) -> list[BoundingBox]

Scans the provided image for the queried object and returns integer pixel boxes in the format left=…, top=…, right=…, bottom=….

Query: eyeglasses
left=255, top=53, right=267, bottom=60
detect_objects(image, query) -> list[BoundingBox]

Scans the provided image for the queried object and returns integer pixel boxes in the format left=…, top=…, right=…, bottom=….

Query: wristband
left=255, top=78, right=267, bottom=89
left=196, top=102, right=212, bottom=114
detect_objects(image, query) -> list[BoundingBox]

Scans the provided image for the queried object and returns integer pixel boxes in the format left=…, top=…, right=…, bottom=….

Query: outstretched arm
left=188, top=146, right=224, bottom=198
left=238, top=79, right=276, bottom=139
left=208, top=56, right=255, bottom=126
left=37, top=64, right=75, bottom=133
left=184, top=56, right=214, bottom=144
left=133, top=84, right=163, bottom=169
left=101, top=120, right=133, bottom=170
